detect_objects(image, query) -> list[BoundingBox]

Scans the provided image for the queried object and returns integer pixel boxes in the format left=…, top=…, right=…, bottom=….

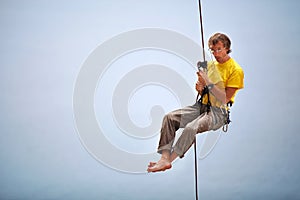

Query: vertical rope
left=198, top=0, right=206, bottom=62
left=195, top=0, right=206, bottom=199
left=194, top=138, right=199, bottom=200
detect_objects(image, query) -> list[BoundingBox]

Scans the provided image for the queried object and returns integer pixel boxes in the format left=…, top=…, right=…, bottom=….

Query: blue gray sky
left=1, top=0, right=300, bottom=199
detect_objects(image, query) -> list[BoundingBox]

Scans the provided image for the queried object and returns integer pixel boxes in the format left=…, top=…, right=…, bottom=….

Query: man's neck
left=217, top=55, right=231, bottom=64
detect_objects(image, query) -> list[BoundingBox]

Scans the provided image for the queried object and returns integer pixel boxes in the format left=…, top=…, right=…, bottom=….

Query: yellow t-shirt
left=201, top=58, right=244, bottom=106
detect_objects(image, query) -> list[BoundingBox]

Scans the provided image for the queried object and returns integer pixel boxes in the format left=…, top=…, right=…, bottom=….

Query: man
left=147, top=33, right=244, bottom=173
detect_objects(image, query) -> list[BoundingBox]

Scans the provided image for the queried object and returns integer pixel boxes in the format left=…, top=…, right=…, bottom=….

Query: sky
left=1, top=0, right=300, bottom=199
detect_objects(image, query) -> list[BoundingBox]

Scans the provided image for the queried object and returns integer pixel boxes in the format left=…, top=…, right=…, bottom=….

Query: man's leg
left=148, top=104, right=201, bottom=172
left=157, top=104, right=201, bottom=153
left=173, top=111, right=211, bottom=158
left=173, top=106, right=227, bottom=158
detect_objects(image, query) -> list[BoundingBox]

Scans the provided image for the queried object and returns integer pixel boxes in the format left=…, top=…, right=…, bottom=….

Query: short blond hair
left=208, top=33, right=232, bottom=54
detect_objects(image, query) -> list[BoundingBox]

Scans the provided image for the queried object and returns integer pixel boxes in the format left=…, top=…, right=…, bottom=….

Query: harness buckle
left=222, top=101, right=232, bottom=133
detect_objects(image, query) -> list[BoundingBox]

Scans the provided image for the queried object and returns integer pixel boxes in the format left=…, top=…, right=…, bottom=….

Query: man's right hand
left=195, top=72, right=206, bottom=93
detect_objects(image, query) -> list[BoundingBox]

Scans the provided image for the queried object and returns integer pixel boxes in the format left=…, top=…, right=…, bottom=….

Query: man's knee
left=197, top=122, right=209, bottom=133
left=162, top=113, right=173, bottom=123
left=183, top=125, right=197, bottom=137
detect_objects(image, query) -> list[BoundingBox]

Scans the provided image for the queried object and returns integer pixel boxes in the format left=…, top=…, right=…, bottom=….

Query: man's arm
left=225, top=87, right=238, bottom=103
left=209, top=86, right=238, bottom=104
left=197, top=71, right=239, bottom=104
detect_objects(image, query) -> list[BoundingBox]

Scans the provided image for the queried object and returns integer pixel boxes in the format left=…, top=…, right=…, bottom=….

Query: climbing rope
left=194, top=1, right=205, bottom=199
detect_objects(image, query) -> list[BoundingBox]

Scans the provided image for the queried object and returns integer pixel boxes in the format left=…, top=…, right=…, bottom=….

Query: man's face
left=209, top=41, right=228, bottom=62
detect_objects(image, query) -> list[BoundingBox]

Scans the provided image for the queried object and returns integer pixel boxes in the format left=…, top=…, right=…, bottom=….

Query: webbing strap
left=198, top=86, right=211, bottom=112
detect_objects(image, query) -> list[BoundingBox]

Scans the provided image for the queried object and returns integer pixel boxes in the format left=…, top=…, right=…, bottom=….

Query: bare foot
left=148, top=162, right=156, bottom=168
left=147, top=159, right=172, bottom=173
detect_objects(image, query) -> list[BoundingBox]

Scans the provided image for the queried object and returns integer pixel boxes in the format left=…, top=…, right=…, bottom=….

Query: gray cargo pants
left=157, top=102, right=227, bottom=158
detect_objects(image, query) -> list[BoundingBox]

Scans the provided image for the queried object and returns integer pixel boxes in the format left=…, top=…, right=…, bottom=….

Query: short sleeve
left=227, top=67, right=244, bottom=89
